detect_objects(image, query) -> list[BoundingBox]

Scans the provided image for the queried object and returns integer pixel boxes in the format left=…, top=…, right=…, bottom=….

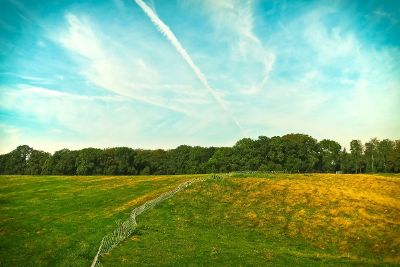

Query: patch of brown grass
left=216, top=174, right=400, bottom=263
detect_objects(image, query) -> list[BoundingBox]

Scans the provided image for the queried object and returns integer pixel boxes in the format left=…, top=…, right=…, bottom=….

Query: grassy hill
left=1, top=173, right=399, bottom=266
left=102, top=173, right=400, bottom=266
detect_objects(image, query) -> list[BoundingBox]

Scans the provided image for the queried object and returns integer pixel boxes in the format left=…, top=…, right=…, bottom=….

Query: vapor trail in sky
left=134, top=0, right=245, bottom=135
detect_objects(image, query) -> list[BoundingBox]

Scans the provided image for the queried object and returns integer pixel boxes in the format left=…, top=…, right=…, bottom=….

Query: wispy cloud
left=0, top=84, right=240, bottom=152
left=57, top=13, right=206, bottom=115
left=1, top=0, right=399, bottom=153
left=0, top=124, right=22, bottom=154
left=241, top=3, right=400, bottom=143
left=0, top=72, right=50, bottom=82
left=6, top=0, right=45, bottom=28
left=134, top=0, right=245, bottom=135
left=0, top=84, right=165, bottom=149
left=197, top=0, right=275, bottom=95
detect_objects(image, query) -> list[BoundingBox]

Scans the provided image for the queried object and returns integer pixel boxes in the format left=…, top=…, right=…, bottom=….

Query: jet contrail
left=134, top=0, right=245, bottom=135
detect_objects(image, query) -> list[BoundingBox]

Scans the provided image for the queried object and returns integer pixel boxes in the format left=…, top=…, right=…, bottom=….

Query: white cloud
left=196, top=0, right=275, bottom=95
left=0, top=124, right=22, bottom=154
left=7, top=0, right=45, bottom=28
left=303, top=19, right=360, bottom=63
left=0, top=84, right=242, bottom=152
left=134, top=0, right=244, bottom=134
left=2, top=2, right=398, bottom=153
left=227, top=4, right=400, bottom=145
left=56, top=13, right=213, bottom=116
left=0, top=84, right=171, bottom=151
left=1, top=85, right=140, bottom=133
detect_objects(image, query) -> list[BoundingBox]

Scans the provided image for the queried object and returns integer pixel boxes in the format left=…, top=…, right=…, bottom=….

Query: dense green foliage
left=1, top=134, right=399, bottom=175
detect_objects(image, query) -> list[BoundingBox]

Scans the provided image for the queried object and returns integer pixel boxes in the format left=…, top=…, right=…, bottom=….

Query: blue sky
left=0, top=0, right=399, bottom=153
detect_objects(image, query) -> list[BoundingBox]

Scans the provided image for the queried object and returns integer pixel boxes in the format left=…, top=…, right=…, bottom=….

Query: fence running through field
left=90, top=176, right=216, bottom=267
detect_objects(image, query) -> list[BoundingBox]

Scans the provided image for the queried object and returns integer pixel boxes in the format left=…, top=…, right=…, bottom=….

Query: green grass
left=0, top=175, right=199, bottom=266
left=1, top=174, right=399, bottom=266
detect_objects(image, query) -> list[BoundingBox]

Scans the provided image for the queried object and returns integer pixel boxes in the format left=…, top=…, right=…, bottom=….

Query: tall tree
left=388, top=140, right=400, bottom=172
left=1, top=135, right=399, bottom=175
left=318, top=139, right=342, bottom=172
left=135, top=149, right=167, bottom=175
left=102, top=147, right=137, bottom=175
left=281, top=134, right=319, bottom=172
left=231, top=138, right=262, bottom=171
left=45, top=149, right=78, bottom=175
left=350, top=140, right=364, bottom=173
left=26, top=150, right=51, bottom=175
left=266, top=136, right=285, bottom=171
left=0, top=145, right=33, bottom=174
left=76, top=148, right=103, bottom=175
left=340, top=148, right=351, bottom=173
left=206, top=147, right=233, bottom=173
left=254, top=136, right=270, bottom=170
left=364, top=138, right=379, bottom=172
left=376, top=139, right=395, bottom=172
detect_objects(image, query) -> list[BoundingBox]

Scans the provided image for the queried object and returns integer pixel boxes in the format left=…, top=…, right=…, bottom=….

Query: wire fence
left=90, top=176, right=213, bottom=267
left=232, top=170, right=287, bottom=174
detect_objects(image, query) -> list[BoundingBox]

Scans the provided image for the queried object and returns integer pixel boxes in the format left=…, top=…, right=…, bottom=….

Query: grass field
left=0, top=175, right=200, bottom=266
left=1, top=174, right=400, bottom=266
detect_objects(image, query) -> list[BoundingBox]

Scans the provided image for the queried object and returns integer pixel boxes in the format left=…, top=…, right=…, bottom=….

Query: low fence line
left=90, top=176, right=212, bottom=267
left=232, top=170, right=287, bottom=174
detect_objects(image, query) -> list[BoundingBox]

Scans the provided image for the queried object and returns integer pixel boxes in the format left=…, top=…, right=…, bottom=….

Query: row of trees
left=0, top=134, right=399, bottom=175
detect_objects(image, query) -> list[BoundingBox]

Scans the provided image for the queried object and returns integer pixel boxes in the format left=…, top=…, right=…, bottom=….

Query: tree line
left=0, top=134, right=399, bottom=175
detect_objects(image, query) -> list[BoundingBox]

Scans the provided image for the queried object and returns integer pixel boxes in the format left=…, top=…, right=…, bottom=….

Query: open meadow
left=2, top=1, right=399, bottom=266
left=1, top=173, right=400, bottom=266
left=0, top=175, right=199, bottom=266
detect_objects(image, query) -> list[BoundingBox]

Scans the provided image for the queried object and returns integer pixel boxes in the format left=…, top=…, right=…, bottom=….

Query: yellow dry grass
left=109, top=175, right=202, bottom=215
left=112, top=185, right=177, bottom=214
left=209, top=174, right=400, bottom=263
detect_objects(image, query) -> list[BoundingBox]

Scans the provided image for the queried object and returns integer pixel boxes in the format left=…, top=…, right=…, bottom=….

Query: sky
left=0, top=0, right=399, bottom=153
